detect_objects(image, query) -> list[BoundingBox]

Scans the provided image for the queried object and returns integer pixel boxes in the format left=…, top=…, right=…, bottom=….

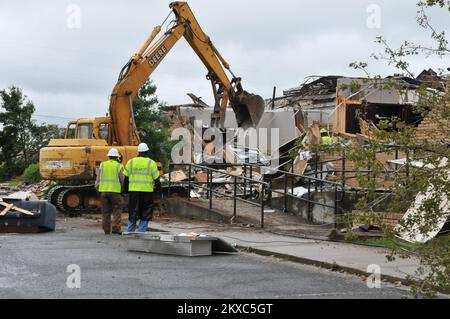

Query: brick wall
left=415, top=110, right=450, bottom=144
left=415, top=80, right=450, bottom=144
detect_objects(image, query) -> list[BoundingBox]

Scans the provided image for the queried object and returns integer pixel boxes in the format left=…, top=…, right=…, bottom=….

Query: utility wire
left=33, top=114, right=74, bottom=120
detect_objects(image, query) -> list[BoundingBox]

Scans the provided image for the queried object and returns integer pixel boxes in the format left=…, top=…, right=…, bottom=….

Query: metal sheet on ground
left=123, top=232, right=218, bottom=257
left=396, top=164, right=449, bottom=243
left=212, top=237, right=238, bottom=254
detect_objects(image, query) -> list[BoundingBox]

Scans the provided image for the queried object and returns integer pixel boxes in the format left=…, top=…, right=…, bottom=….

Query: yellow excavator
left=39, top=1, right=265, bottom=214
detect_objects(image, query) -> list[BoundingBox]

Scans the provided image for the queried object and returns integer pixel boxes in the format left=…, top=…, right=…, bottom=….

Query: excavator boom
left=109, top=1, right=265, bottom=146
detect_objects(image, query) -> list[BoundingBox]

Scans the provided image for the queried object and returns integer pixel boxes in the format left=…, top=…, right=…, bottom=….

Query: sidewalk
left=151, top=219, right=421, bottom=284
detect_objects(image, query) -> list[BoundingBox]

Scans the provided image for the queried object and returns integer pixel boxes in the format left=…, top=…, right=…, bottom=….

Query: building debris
left=396, top=158, right=449, bottom=244
left=4, top=191, right=39, bottom=201
left=169, top=170, right=189, bottom=183
left=225, top=145, right=270, bottom=166
left=0, top=180, right=57, bottom=233
left=271, top=70, right=448, bottom=137
left=0, top=199, right=56, bottom=233
left=227, top=167, right=244, bottom=177
left=190, top=190, right=202, bottom=199
left=0, top=180, right=51, bottom=200
left=293, top=187, right=309, bottom=198
left=164, top=71, right=449, bottom=243
left=165, top=105, right=299, bottom=167
left=193, top=172, right=208, bottom=184
left=169, top=163, right=266, bottom=201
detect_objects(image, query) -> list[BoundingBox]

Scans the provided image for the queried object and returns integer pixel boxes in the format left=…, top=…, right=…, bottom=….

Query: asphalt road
left=0, top=218, right=409, bottom=299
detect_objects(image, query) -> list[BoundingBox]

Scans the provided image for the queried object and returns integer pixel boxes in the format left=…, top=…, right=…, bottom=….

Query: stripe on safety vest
left=99, top=162, right=121, bottom=184
left=129, top=181, right=155, bottom=185
left=128, top=159, right=156, bottom=178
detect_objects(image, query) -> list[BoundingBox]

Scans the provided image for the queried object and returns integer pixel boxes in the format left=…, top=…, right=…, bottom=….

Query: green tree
left=340, top=1, right=449, bottom=297
left=0, top=86, right=37, bottom=179
left=23, top=163, right=42, bottom=184
left=33, top=123, right=62, bottom=154
left=0, top=86, right=62, bottom=181
left=133, top=79, right=173, bottom=170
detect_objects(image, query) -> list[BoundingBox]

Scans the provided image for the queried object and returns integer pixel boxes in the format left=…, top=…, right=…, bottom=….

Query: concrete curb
left=238, top=245, right=414, bottom=287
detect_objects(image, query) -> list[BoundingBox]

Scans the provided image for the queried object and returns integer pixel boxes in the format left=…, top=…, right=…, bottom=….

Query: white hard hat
left=107, top=148, right=120, bottom=157
left=138, top=143, right=149, bottom=153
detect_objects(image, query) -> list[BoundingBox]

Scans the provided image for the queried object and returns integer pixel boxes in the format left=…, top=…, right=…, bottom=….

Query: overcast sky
left=0, top=0, right=448, bottom=126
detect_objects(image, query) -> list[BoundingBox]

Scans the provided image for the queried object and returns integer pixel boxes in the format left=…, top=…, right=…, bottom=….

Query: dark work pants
left=100, top=193, right=123, bottom=234
left=127, top=192, right=155, bottom=232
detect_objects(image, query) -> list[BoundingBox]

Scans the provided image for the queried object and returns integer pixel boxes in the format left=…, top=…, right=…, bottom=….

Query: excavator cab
left=63, top=118, right=113, bottom=143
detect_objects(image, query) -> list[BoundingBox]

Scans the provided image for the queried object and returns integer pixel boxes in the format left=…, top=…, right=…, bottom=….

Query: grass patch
left=8, top=179, right=23, bottom=188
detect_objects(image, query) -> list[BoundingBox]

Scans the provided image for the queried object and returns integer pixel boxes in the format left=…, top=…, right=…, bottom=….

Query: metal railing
left=301, top=144, right=424, bottom=186
left=168, top=162, right=345, bottom=228
left=271, top=169, right=345, bottom=226
left=169, top=163, right=269, bottom=228
left=167, top=144, right=446, bottom=229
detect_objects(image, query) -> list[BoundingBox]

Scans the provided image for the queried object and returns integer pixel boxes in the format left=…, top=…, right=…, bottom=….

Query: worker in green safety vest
left=123, top=143, right=162, bottom=233
left=320, top=128, right=333, bottom=146
left=95, top=148, right=125, bottom=235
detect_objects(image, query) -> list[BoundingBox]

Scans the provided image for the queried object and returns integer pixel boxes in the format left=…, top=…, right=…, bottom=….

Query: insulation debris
left=169, top=170, right=189, bottom=182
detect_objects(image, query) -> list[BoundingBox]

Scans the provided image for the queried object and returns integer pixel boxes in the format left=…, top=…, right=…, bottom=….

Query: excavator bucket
left=231, top=93, right=266, bottom=128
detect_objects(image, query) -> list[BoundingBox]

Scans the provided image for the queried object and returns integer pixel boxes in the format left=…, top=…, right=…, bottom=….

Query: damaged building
left=162, top=70, right=449, bottom=172
left=162, top=94, right=301, bottom=166
left=160, top=69, right=449, bottom=243
left=270, top=69, right=449, bottom=138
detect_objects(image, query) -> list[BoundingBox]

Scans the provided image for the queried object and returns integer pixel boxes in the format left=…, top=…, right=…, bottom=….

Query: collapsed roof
left=274, top=69, right=448, bottom=110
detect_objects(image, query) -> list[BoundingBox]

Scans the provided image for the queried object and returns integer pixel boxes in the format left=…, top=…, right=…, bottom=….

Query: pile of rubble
left=165, top=166, right=263, bottom=200
left=0, top=184, right=12, bottom=196
left=0, top=180, right=51, bottom=201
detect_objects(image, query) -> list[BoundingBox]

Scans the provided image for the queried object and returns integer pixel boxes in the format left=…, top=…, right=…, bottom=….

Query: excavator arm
left=109, top=1, right=265, bottom=146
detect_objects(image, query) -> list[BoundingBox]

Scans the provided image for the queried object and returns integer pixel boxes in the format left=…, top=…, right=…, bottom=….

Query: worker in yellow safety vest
left=95, top=148, right=125, bottom=235
left=320, top=128, right=332, bottom=146
left=123, top=143, right=162, bottom=233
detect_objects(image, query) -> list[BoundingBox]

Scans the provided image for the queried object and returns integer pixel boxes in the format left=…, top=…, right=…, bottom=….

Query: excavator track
left=46, top=185, right=66, bottom=208
left=47, top=185, right=100, bottom=216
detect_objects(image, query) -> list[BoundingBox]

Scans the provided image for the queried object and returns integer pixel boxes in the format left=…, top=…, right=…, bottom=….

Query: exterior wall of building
left=415, top=81, right=450, bottom=144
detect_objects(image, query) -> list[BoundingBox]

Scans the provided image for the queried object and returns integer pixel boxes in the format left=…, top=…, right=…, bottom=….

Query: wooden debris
left=0, top=203, right=14, bottom=217
left=0, top=202, right=35, bottom=216
left=227, top=167, right=244, bottom=176
left=293, top=157, right=308, bottom=175
left=193, top=172, right=208, bottom=184
left=306, top=122, right=321, bottom=146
